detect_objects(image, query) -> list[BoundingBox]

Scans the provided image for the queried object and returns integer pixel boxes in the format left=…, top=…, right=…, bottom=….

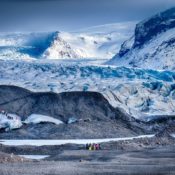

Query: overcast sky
left=0, top=0, right=175, bottom=32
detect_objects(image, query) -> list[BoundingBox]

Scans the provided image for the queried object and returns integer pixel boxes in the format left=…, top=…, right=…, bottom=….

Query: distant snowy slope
left=64, top=22, right=136, bottom=59
left=0, top=22, right=136, bottom=60
left=108, top=7, right=175, bottom=70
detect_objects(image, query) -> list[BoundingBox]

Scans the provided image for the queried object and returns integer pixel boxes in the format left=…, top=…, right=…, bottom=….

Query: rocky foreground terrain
left=0, top=130, right=175, bottom=175
left=0, top=148, right=175, bottom=175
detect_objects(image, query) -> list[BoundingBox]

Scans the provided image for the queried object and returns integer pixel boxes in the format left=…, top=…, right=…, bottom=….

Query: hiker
left=7, top=115, right=13, bottom=120
left=88, top=144, right=92, bottom=150
left=86, top=143, right=101, bottom=151
left=95, top=144, right=99, bottom=150
left=85, top=143, right=89, bottom=150
left=92, top=143, right=96, bottom=150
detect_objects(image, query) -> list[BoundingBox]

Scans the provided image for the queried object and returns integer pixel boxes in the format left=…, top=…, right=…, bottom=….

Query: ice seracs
left=0, top=61, right=175, bottom=119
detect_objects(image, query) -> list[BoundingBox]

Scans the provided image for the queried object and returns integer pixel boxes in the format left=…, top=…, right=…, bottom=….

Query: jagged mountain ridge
left=108, top=7, right=175, bottom=70
left=0, top=31, right=80, bottom=59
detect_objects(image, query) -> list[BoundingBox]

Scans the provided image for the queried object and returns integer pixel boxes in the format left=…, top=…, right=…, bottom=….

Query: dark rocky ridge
left=0, top=85, right=174, bottom=139
left=0, top=85, right=146, bottom=139
left=0, top=85, right=116, bottom=122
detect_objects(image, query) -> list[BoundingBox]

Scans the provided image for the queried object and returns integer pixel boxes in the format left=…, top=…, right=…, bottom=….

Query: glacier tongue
left=0, top=59, right=175, bottom=120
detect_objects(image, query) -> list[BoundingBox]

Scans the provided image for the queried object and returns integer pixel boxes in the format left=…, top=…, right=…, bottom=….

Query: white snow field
left=24, top=114, right=63, bottom=125
left=0, top=60, right=175, bottom=120
left=0, top=135, right=155, bottom=146
left=18, top=155, right=49, bottom=160
left=0, top=22, right=136, bottom=60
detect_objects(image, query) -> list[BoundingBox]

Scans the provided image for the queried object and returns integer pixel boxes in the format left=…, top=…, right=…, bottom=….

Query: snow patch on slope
left=24, top=114, right=63, bottom=125
left=0, top=113, right=22, bottom=131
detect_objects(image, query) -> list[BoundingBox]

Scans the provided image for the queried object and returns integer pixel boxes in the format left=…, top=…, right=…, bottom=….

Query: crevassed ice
left=0, top=60, right=175, bottom=119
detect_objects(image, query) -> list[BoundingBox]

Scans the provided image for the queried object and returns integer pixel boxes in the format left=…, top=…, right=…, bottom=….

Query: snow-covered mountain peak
left=42, top=32, right=81, bottom=59
left=108, top=7, right=175, bottom=70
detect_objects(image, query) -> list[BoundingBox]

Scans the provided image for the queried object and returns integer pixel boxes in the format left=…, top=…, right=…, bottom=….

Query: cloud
left=0, top=0, right=175, bottom=32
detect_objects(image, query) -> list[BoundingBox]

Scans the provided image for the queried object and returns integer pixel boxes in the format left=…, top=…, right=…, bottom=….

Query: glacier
left=0, top=59, right=175, bottom=120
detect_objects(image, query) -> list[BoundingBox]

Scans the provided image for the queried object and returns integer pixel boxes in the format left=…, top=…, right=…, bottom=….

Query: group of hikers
left=85, top=143, right=101, bottom=150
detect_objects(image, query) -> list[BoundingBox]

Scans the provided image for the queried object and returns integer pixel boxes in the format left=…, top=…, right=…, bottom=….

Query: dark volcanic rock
left=0, top=85, right=115, bottom=122
left=155, top=124, right=175, bottom=139
left=0, top=85, right=147, bottom=139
